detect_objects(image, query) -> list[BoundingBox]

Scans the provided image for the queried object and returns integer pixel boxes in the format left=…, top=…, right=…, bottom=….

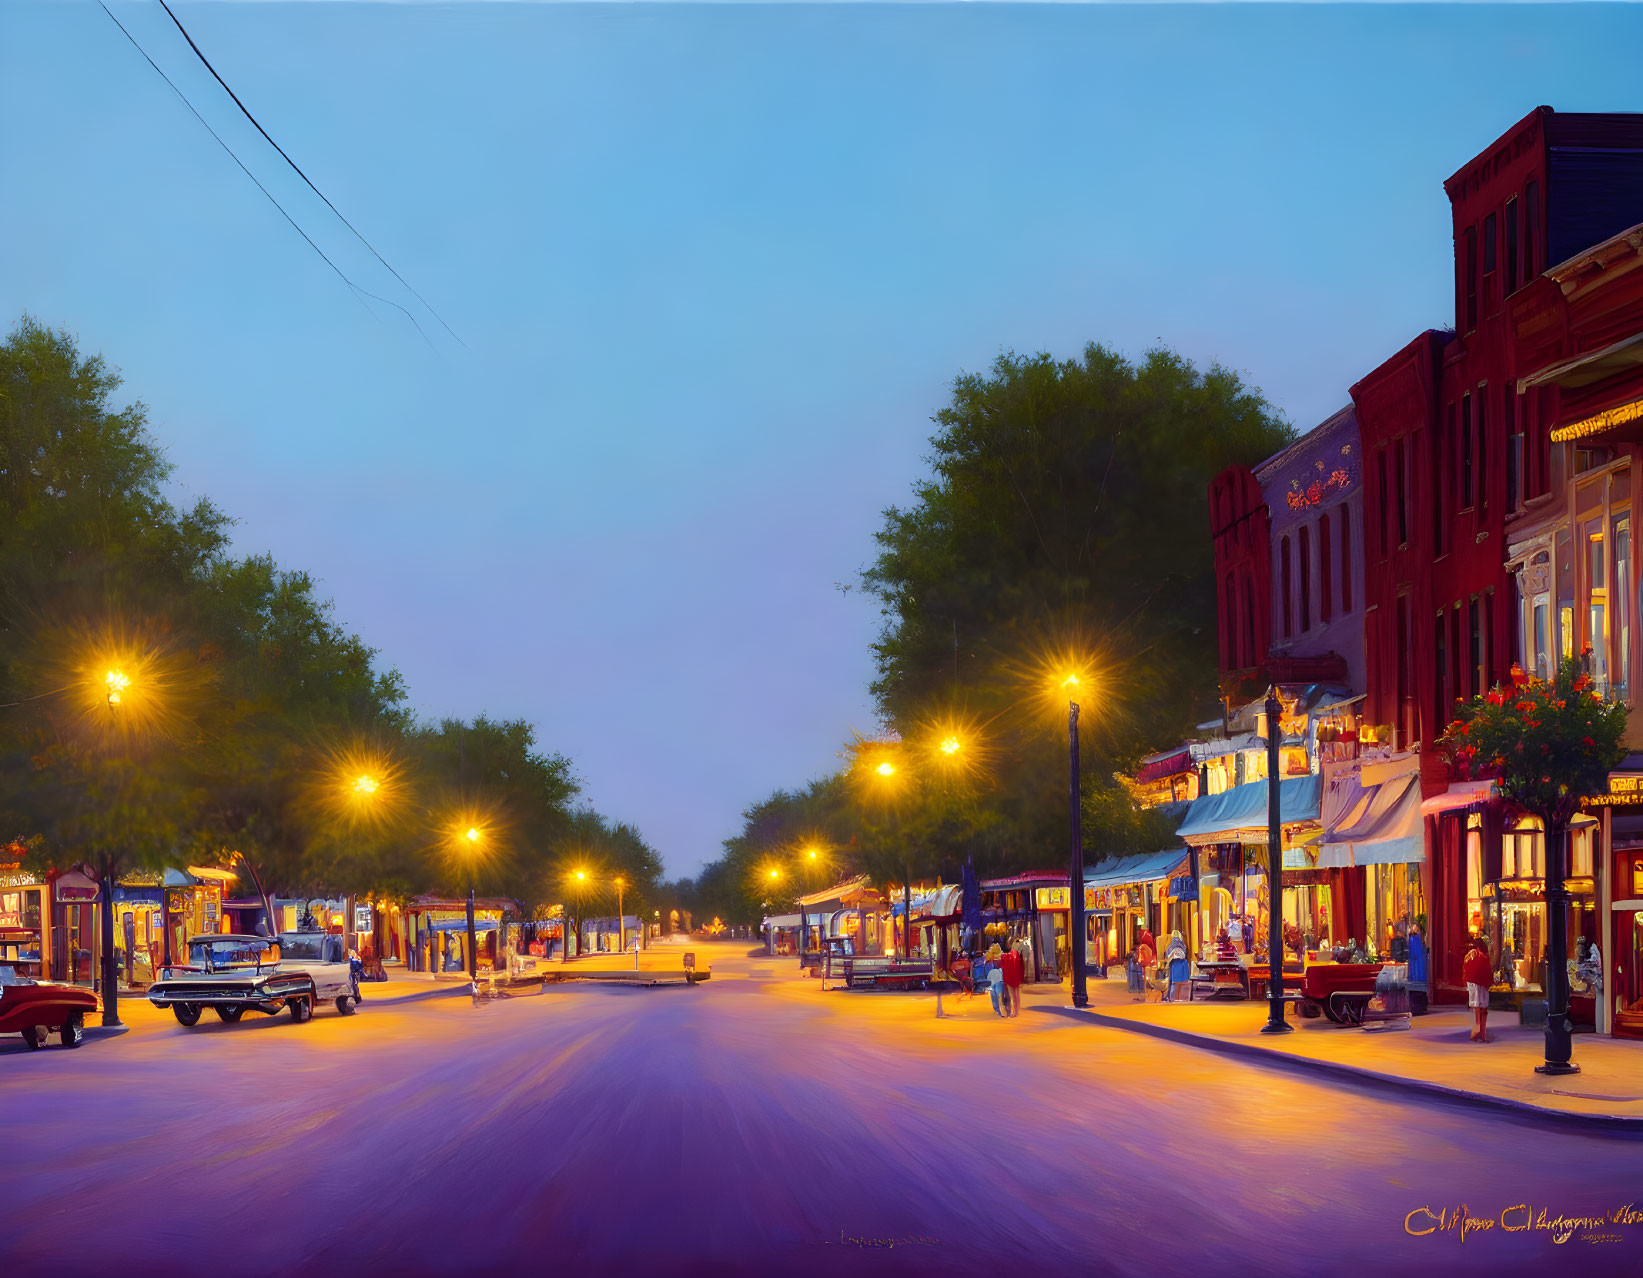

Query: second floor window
left=1299, top=524, right=1312, bottom=632
left=1319, top=512, right=1333, bottom=625
left=1465, top=226, right=1479, bottom=330
left=1460, top=394, right=1474, bottom=509
left=1504, top=197, right=1519, bottom=295
left=1340, top=502, right=1353, bottom=613
left=1396, top=437, right=1409, bottom=546
left=1281, top=535, right=1293, bottom=638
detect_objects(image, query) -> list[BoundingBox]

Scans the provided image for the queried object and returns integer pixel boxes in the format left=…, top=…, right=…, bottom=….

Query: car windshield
left=188, top=938, right=271, bottom=968
left=278, top=933, right=328, bottom=963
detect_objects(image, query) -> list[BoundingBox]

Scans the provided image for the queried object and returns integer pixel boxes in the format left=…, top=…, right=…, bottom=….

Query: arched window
left=1299, top=525, right=1312, bottom=632
left=1319, top=513, right=1333, bottom=624
left=1340, top=502, right=1353, bottom=613
left=1280, top=536, right=1293, bottom=638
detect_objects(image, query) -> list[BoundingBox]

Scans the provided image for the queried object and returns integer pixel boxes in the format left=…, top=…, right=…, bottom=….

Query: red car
left=0, top=964, right=100, bottom=1050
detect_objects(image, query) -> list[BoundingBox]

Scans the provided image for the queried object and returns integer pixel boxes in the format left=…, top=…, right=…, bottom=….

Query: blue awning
left=1175, top=774, right=1322, bottom=844
left=1320, top=759, right=1424, bottom=867
left=1084, top=848, right=1189, bottom=888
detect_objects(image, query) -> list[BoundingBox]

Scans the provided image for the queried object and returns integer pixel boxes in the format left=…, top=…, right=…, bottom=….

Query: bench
left=823, top=955, right=934, bottom=991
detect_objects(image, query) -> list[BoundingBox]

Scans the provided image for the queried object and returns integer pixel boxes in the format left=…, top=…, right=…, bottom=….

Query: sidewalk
left=1054, top=974, right=1643, bottom=1130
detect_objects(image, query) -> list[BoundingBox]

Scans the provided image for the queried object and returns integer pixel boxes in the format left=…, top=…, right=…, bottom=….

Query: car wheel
left=173, top=1003, right=202, bottom=1027
left=20, top=1025, right=43, bottom=1050
left=289, top=995, right=311, bottom=1023
left=336, top=995, right=356, bottom=1016
left=213, top=1006, right=244, bottom=1023
left=60, top=1013, right=85, bottom=1048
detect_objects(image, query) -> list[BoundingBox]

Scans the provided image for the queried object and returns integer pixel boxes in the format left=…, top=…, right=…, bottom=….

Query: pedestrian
left=999, top=939, right=1025, bottom=1017
left=1164, top=930, right=1190, bottom=1002
left=1136, top=931, right=1157, bottom=1000
left=982, top=945, right=1005, bottom=1016
left=1464, top=934, right=1493, bottom=1042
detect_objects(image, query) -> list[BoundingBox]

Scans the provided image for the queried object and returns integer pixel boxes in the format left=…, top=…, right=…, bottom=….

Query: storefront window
left=1617, top=516, right=1632, bottom=701
left=1365, top=862, right=1427, bottom=961
left=1503, top=817, right=1544, bottom=880
left=1532, top=599, right=1550, bottom=679
left=1588, top=521, right=1609, bottom=695
left=1465, top=815, right=1485, bottom=939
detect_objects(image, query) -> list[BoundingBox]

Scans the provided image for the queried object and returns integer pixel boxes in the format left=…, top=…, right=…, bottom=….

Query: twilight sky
left=4, top=2, right=1639, bottom=877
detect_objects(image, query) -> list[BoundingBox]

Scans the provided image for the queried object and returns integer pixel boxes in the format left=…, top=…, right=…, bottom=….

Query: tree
left=1439, top=655, right=1627, bottom=1074
left=862, top=344, right=1294, bottom=871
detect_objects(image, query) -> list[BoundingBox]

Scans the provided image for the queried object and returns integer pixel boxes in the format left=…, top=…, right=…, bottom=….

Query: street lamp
left=1260, top=686, right=1292, bottom=1035
left=614, top=876, right=626, bottom=955
left=1061, top=671, right=1089, bottom=1010
left=463, top=826, right=482, bottom=981
left=104, top=668, right=130, bottom=708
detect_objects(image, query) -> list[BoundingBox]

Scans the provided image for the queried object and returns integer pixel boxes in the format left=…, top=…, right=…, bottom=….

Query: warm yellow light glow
left=807, top=848, right=818, bottom=860
left=353, top=774, right=379, bottom=797
left=104, top=668, right=131, bottom=705
left=1061, top=673, right=1081, bottom=690
left=465, top=827, right=481, bottom=843
left=875, top=761, right=896, bottom=777
left=768, top=868, right=780, bottom=880
left=940, top=735, right=962, bottom=755
left=575, top=870, right=587, bottom=882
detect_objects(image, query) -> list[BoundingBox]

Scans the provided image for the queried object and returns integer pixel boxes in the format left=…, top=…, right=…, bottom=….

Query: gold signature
left=1404, top=1203, right=1643, bottom=1245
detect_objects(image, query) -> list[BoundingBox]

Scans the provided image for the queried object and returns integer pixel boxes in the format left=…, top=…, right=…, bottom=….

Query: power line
left=97, top=2, right=433, bottom=348
left=155, top=0, right=466, bottom=350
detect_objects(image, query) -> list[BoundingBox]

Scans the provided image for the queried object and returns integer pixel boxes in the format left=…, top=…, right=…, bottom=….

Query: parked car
left=0, top=964, right=99, bottom=1050
left=147, top=932, right=361, bottom=1027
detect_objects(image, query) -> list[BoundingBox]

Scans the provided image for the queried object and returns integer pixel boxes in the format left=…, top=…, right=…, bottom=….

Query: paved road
left=2, top=941, right=1638, bottom=1275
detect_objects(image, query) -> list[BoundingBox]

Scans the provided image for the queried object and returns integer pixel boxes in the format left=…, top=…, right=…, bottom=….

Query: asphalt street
left=2, top=940, right=1638, bottom=1276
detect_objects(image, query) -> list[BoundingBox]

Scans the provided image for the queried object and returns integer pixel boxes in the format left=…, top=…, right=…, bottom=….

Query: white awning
left=762, top=914, right=802, bottom=930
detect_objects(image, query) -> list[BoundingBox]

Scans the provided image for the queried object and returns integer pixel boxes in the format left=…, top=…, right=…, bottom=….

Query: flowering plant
left=1438, top=655, right=1628, bottom=827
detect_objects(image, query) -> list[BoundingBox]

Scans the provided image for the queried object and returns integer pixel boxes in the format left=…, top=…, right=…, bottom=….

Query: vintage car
left=0, top=965, right=100, bottom=1050
left=147, top=931, right=360, bottom=1026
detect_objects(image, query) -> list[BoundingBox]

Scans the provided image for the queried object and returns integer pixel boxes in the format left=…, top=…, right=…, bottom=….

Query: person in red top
left=998, top=945, right=1025, bottom=1018
left=1463, top=935, right=1493, bottom=1042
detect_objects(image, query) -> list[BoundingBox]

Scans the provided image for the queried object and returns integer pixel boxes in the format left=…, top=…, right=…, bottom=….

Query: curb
left=84, top=1024, right=131, bottom=1041
left=1042, top=1006, right=1643, bottom=1136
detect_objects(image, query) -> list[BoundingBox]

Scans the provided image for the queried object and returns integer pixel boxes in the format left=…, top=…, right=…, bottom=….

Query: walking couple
left=984, top=942, right=1024, bottom=1017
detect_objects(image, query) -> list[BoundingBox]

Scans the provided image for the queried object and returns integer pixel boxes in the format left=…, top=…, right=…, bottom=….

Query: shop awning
left=890, top=885, right=963, bottom=919
left=762, top=913, right=802, bottom=929
left=796, top=875, right=879, bottom=910
left=1137, top=747, right=1194, bottom=784
left=427, top=918, right=500, bottom=933
left=1175, top=774, right=1322, bottom=845
left=1084, top=848, right=1188, bottom=888
left=1320, top=758, right=1423, bottom=867
left=185, top=865, right=239, bottom=883
left=1420, top=777, right=1498, bottom=816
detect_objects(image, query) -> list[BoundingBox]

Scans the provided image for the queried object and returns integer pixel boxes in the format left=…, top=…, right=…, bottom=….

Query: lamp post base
left=1259, top=1020, right=1294, bottom=1035
left=1534, top=1061, right=1581, bottom=1076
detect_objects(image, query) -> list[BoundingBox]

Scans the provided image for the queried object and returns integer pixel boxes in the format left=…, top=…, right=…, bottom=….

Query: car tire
left=336, top=995, right=356, bottom=1015
left=289, top=995, right=311, bottom=1023
left=173, top=1003, right=202, bottom=1027
left=213, top=1006, right=244, bottom=1023
left=20, top=1025, right=43, bottom=1050
left=60, top=1013, right=85, bottom=1048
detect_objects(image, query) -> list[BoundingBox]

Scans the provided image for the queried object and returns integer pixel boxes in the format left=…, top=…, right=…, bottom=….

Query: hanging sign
left=1035, top=886, right=1070, bottom=911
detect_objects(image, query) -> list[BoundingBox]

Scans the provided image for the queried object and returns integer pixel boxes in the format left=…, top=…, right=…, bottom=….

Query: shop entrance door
left=1616, top=906, right=1643, bottom=1039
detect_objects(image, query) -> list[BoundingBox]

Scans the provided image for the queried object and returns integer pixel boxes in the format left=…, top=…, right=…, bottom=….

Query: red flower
left=1509, top=663, right=1528, bottom=686
left=1515, top=701, right=1536, bottom=713
left=1573, top=674, right=1591, bottom=692
left=1583, top=736, right=1596, bottom=748
left=1458, top=721, right=1470, bottom=735
left=1307, top=481, right=1324, bottom=503
left=1487, top=690, right=1506, bottom=706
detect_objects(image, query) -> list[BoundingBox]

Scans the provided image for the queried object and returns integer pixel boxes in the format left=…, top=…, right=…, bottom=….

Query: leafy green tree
left=862, top=344, right=1293, bottom=871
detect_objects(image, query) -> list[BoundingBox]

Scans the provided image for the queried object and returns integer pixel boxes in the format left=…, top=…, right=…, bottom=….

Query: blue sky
left=3, top=3, right=1637, bottom=877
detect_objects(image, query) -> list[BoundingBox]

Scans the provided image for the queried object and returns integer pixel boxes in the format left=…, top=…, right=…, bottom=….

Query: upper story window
left=1504, top=197, right=1519, bottom=295
left=1477, top=387, right=1488, bottom=514
left=1395, top=437, right=1409, bottom=547
left=1482, top=211, right=1498, bottom=309
left=1464, top=226, right=1479, bottom=331
left=1339, top=502, right=1353, bottom=613
left=1319, top=513, right=1333, bottom=625
left=1299, top=524, right=1312, bottom=632
left=1523, top=179, right=1539, bottom=281
left=1280, top=535, right=1293, bottom=638
left=1377, top=447, right=1390, bottom=556
left=1460, top=394, right=1474, bottom=509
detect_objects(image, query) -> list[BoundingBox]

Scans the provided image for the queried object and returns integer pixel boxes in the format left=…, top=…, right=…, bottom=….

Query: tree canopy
left=0, top=316, right=653, bottom=917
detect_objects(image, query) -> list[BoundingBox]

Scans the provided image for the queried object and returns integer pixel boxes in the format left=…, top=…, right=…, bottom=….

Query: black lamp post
left=1537, top=817, right=1579, bottom=1074
left=1260, top=686, right=1292, bottom=1034
left=1068, top=699, right=1089, bottom=1009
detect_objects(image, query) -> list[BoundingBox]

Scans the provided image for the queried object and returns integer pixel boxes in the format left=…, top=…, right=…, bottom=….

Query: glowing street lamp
left=939, top=734, right=963, bottom=757
left=875, top=760, right=896, bottom=778
left=104, top=668, right=130, bottom=707
left=460, top=825, right=484, bottom=981
left=352, top=774, right=380, bottom=797
left=1058, top=667, right=1091, bottom=1010
left=614, top=876, right=627, bottom=955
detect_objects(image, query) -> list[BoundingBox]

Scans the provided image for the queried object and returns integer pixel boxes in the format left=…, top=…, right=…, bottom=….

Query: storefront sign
left=204, top=899, right=219, bottom=921
left=1281, top=868, right=1332, bottom=887
left=1586, top=774, right=1643, bottom=807
left=1083, top=886, right=1098, bottom=911
left=1035, top=887, right=1070, bottom=911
